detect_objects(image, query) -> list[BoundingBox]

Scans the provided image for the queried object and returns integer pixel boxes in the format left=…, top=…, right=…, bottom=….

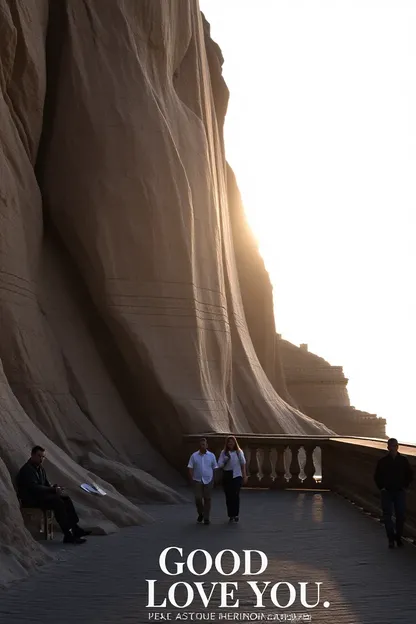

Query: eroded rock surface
left=0, top=0, right=330, bottom=583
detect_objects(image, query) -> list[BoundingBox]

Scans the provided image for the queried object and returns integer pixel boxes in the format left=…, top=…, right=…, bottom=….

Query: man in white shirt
left=187, top=437, right=218, bottom=525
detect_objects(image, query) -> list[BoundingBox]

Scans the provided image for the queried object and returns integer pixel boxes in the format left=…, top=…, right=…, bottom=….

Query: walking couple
left=187, top=436, right=247, bottom=525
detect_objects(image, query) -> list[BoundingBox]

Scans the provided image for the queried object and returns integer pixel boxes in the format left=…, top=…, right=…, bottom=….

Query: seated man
left=17, top=445, right=90, bottom=544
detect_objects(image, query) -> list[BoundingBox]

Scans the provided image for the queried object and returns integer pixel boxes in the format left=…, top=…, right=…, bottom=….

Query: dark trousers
left=223, top=471, right=242, bottom=518
left=381, top=490, right=406, bottom=540
left=25, top=495, right=79, bottom=535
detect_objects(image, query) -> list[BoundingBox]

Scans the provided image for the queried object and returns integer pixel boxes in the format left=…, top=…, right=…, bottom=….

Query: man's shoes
left=234, top=516, right=239, bottom=523
left=229, top=517, right=234, bottom=523
left=204, top=519, right=210, bottom=525
left=63, top=534, right=86, bottom=544
left=396, top=537, right=404, bottom=547
left=73, top=536, right=87, bottom=544
left=388, top=540, right=395, bottom=549
left=197, top=514, right=203, bottom=523
left=73, top=526, right=91, bottom=538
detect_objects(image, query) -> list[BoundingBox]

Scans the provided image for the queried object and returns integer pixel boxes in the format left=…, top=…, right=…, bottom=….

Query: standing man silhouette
left=374, top=438, right=413, bottom=548
left=187, top=437, right=218, bottom=525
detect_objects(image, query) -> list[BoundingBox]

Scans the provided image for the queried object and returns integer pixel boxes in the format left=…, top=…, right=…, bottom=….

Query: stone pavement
left=1, top=489, right=416, bottom=624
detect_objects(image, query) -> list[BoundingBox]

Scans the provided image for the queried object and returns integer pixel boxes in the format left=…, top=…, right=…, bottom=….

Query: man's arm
left=18, top=465, right=55, bottom=495
left=42, top=467, right=52, bottom=488
left=187, top=455, right=194, bottom=481
left=404, top=458, right=413, bottom=488
left=211, top=453, right=219, bottom=471
left=211, top=453, right=219, bottom=485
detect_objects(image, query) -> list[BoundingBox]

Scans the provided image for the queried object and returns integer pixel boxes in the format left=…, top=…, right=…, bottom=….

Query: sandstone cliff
left=278, top=339, right=386, bottom=438
left=0, top=0, right=330, bottom=583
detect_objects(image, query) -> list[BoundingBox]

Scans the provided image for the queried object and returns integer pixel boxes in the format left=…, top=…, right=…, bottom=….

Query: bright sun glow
left=200, top=0, right=416, bottom=443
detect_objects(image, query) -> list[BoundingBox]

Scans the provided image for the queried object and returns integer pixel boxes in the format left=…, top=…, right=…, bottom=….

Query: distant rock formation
left=0, top=0, right=330, bottom=583
left=278, top=338, right=386, bottom=438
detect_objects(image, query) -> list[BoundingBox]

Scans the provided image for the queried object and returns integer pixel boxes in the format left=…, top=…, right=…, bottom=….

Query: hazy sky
left=200, top=0, right=416, bottom=443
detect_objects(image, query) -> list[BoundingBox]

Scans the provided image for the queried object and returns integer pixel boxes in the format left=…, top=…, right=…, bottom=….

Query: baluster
left=284, top=447, right=292, bottom=482
left=260, top=446, right=273, bottom=488
left=303, top=445, right=316, bottom=488
left=313, top=446, right=323, bottom=486
left=320, top=444, right=333, bottom=490
left=244, top=447, right=252, bottom=476
left=257, top=449, right=264, bottom=482
left=242, top=446, right=250, bottom=487
left=273, top=445, right=286, bottom=489
left=288, top=444, right=301, bottom=487
left=269, top=447, right=278, bottom=481
left=298, top=446, right=306, bottom=481
left=247, top=446, right=260, bottom=487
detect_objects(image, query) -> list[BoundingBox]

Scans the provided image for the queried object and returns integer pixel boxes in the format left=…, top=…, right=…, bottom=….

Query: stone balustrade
left=183, top=434, right=416, bottom=540
left=183, top=434, right=330, bottom=489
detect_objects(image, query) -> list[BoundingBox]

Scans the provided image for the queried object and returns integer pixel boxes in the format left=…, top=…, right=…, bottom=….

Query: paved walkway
left=1, top=490, right=416, bottom=624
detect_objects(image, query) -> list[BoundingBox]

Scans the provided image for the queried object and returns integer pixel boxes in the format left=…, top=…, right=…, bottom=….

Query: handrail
left=183, top=433, right=416, bottom=448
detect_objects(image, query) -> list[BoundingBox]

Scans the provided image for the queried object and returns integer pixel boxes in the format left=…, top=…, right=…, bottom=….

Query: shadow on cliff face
left=39, top=218, right=187, bottom=487
left=33, top=0, right=190, bottom=470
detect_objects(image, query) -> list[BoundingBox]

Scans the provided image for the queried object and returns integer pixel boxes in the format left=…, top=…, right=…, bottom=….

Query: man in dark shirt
left=374, top=438, right=413, bottom=548
left=17, top=445, right=90, bottom=544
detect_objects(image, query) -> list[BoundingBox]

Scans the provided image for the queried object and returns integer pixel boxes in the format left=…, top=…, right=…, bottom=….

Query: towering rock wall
left=0, top=0, right=330, bottom=583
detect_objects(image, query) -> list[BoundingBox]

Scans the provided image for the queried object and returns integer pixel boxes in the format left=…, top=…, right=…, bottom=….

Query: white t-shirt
left=218, top=450, right=246, bottom=478
left=187, top=451, right=218, bottom=484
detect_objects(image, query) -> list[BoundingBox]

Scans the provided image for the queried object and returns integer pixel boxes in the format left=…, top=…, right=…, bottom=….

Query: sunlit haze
left=200, top=0, right=416, bottom=443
